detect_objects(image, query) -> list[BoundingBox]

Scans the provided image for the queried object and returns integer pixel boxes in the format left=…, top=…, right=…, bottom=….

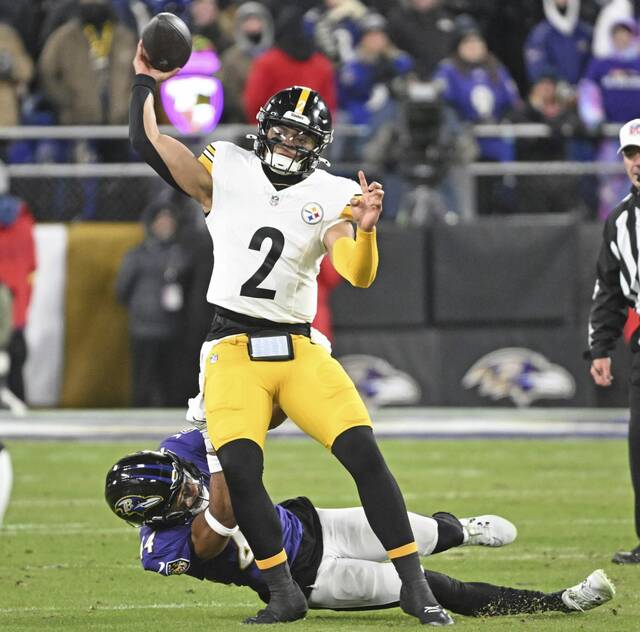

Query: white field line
left=312, top=488, right=629, bottom=505
left=0, top=601, right=256, bottom=615
left=1, top=513, right=630, bottom=535
left=10, top=499, right=105, bottom=506
left=438, top=552, right=610, bottom=562
left=0, top=526, right=131, bottom=536
left=12, top=482, right=621, bottom=509
left=15, top=563, right=141, bottom=571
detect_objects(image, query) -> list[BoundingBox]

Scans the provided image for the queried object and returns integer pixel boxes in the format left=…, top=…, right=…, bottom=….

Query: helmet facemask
left=260, top=119, right=326, bottom=175
left=105, top=449, right=209, bottom=528
left=252, top=87, right=334, bottom=176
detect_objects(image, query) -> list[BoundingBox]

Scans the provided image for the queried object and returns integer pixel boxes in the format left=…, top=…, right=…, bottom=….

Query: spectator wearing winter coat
left=219, top=1, right=274, bottom=123
left=38, top=0, right=136, bottom=125
left=579, top=18, right=640, bottom=128
left=116, top=202, right=192, bottom=407
left=0, top=21, right=33, bottom=129
left=338, top=13, right=414, bottom=129
left=189, top=0, right=233, bottom=54
left=433, top=19, right=521, bottom=163
left=592, top=0, right=636, bottom=59
left=0, top=162, right=36, bottom=403
left=243, top=6, right=337, bottom=121
left=433, top=18, right=521, bottom=214
left=524, top=0, right=592, bottom=88
left=510, top=71, right=583, bottom=214
left=579, top=18, right=640, bottom=218
left=387, top=0, right=456, bottom=80
left=304, top=0, right=368, bottom=66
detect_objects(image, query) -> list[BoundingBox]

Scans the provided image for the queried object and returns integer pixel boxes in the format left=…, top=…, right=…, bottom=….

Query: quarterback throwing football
left=130, top=41, right=450, bottom=625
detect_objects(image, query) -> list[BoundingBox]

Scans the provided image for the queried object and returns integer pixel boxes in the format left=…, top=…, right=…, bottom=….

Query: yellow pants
left=204, top=334, right=372, bottom=450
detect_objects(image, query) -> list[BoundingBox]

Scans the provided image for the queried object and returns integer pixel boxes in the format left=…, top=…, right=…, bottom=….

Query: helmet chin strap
left=264, top=147, right=304, bottom=174
left=191, top=484, right=210, bottom=516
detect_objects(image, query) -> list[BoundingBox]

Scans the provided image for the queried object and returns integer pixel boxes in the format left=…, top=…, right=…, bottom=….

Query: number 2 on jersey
left=240, top=227, right=285, bottom=299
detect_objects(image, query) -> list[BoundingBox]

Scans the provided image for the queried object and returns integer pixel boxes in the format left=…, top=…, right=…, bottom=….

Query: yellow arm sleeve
left=331, top=227, right=379, bottom=288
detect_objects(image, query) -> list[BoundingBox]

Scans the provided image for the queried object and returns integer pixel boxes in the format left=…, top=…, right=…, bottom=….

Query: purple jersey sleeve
left=135, top=428, right=306, bottom=598
left=159, top=428, right=210, bottom=484
left=140, top=524, right=194, bottom=576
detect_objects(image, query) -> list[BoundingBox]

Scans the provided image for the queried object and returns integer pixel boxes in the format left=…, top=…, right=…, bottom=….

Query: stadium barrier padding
left=430, top=217, right=578, bottom=325
left=331, top=224, right=427, bottom=327
left=24, top=214, right=630, bottom=408
left=61, top=223, right=143, bottom=407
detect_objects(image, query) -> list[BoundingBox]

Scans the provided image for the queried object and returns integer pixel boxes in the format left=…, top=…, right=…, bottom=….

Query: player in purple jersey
left=105, top=428, right=615, bottom=618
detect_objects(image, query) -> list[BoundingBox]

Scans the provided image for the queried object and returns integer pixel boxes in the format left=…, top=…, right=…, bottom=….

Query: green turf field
left=0, top=438, right=637, bottom=631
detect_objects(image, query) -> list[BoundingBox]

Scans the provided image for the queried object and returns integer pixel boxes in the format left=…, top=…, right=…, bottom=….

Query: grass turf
left=0, top=437, right=637, bottom=631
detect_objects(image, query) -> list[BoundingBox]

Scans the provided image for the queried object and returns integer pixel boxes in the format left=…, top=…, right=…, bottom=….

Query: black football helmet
left=252, top=85, right=333, bottom=175
left=104, top=449, right=208, bottom=527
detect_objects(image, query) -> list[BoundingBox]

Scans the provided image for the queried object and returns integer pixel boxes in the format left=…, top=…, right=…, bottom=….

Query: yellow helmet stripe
left=294, top=88, right=311, bottom=115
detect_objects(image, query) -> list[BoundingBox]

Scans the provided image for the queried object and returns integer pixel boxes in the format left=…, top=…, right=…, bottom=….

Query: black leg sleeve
left=331, top=426, right=414, bottom=551
left=424, top=569, right=567, bottom=616
left=629, top=353, right=640, bottom=539
left=216, top=438, right=285, bottom=561
left=129, top=73, right=187, bottom=195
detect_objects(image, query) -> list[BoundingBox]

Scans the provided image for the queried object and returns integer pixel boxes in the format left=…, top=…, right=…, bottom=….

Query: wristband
left=133, top=73, right=156, bottom=91
left=207, top=453, right=223, bottom=473
left=204, top=509, right=239, bottom=537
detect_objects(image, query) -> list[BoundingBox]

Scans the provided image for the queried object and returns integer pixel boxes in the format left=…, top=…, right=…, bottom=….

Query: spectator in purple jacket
left=337, top=12, right=414, bottom=218
left=579, top=18, right=640, bottom=129
left=433, top=17, right=521, bottom=214
left=578, top=18, right=640, bottom=218
left=524, top=0, right=592, bottom=90
left=338, top=13, right=414, bottom=130
left=433, top=18, right=521, bottom=163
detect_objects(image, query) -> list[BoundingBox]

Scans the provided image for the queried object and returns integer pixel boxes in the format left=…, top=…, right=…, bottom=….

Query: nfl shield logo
left=301, top=203, right=324, bottom=225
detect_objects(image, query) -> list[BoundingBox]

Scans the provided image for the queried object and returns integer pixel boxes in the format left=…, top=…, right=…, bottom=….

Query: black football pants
left=627, top=352, right=640, bottom=539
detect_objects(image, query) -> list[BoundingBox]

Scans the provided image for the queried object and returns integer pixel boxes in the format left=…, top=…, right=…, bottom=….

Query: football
left=141, top=12, right=192, bottom=72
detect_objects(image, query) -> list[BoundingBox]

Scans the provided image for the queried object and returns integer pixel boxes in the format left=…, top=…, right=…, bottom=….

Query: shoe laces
left=465, top=518, right=496, bottom=544
left=563, top=571, right=614, bottom=611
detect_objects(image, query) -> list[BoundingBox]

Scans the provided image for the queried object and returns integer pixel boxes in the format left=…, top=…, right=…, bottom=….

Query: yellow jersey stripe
left=198, top=154, right=212, bottom=174
left=198, top=144, right=216, bottom=175
left=294, top=87, right=311, bottom=115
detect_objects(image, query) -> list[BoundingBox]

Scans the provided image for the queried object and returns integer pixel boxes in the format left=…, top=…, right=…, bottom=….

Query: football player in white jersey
left=129, top=41, right=452, bottom=626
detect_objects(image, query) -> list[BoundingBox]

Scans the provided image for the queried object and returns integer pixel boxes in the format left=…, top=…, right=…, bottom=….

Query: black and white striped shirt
left=588, top=187, right=640, bottom=359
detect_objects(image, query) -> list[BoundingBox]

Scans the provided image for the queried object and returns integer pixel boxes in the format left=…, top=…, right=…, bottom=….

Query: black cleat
left=243, top=606, right=307, bottom=625
left=419, top=606, right=455, bottom=626
left=612, top=544, right=640, bottom=564
left=400, top=580, right=454, bottom=626
left=243, top=583, right=308, bottom=624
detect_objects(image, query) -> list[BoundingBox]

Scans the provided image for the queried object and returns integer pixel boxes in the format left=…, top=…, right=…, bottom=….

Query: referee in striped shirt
left=587, top=118, right=640, bottom=565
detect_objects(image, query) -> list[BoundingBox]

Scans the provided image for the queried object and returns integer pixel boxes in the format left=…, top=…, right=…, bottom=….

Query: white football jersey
left=198, top=141, right=360, bottom=323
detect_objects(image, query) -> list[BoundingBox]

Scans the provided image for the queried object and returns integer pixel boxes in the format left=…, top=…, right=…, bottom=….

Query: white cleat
left=459, top=515, right=517, bottom=547
left=561, top=569, right=616, bottom=612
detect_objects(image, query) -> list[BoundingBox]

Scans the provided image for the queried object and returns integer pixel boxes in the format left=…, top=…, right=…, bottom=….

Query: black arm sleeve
left=129, top=73, right=187, bottom=195
left=586, top=212, right=630, bottom=360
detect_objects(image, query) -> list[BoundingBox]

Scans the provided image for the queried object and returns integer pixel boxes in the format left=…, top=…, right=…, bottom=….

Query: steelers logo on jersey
left=301, top=202, right=324, bottom=225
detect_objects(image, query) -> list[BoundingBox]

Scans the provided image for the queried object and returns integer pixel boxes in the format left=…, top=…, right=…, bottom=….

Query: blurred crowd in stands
left=0, top=0, right=639, bottom=220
